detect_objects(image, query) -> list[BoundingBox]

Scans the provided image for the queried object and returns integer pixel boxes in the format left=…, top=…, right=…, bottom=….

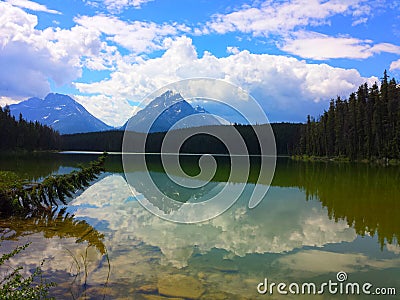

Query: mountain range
left=9, top=93, right=112, bottom=134
left=9, top=91, right=219, bottom=134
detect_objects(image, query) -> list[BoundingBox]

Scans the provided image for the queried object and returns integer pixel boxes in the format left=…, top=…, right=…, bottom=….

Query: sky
left=1, top=0, right=400, bottom=126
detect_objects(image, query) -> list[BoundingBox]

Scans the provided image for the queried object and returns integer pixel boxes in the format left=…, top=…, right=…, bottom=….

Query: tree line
left=297, top=70, right=400, bottom=160
left=0, top=106, right=61, bottom=151
left=61, top=123, right=302, bottom=155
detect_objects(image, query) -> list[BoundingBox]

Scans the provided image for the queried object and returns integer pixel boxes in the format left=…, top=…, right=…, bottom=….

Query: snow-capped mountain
left=9, top=93, right=112, bottom=134
left=123, top=90, right=221, bottom=133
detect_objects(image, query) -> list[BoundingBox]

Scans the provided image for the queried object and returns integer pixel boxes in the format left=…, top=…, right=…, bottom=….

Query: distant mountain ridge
left=9, top=93, right=112, bottom=134
left=123, top=90, right=221, bottom=133
left=9, top=91, right=221, bottom=135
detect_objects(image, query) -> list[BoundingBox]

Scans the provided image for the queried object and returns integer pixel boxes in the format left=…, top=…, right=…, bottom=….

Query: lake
left=0, top=152, right=399, bottom=299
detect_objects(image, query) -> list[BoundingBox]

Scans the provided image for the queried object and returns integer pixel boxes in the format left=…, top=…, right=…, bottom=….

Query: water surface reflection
left=0, top=154, right=399, bottom=299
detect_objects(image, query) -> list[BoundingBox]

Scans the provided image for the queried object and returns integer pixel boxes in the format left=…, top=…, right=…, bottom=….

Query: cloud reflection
left=70, top=174, right=356, bottom=267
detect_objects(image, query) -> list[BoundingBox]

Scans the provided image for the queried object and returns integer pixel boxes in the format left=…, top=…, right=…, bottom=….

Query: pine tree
left=296, top=71, right=400, bottom=161
left=0, top=106, right=60, bottom=151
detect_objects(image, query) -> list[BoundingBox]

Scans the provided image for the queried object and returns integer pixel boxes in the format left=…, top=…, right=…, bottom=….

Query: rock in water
left=157, top=274, right=205, bottom=299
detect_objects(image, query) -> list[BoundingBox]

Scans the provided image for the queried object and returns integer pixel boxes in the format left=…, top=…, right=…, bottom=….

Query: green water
left=0, top=153, right=399, bottom=299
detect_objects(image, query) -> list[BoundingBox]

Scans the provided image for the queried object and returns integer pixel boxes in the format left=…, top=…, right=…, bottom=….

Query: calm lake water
left=0, top=152, right=399, bottom=299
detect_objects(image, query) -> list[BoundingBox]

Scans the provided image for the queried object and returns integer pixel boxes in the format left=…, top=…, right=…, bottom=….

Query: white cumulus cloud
left=0, top=96, right=22, bottom=108
left=227, top=46, right=240, bottom=55
left=74, top=14, right=183, bottom=54
left=0, top=2, right=185, bottom=102
left=390, top=58, right=400, bottom=71
left=280, top=31, right=400, bottom=60
left=74, top=36, right=378, bottom=123
left=73, top=94, right=137, bottom=127
left=0, top=2, right=117, bottom=98
left=85, top=0, right=154, bottom=13
left=6, top=0, right=61, bottom=14
left=205, top=0, right=373, bottom=37
left=203, top=0, right=400, bottom=61
left=0, top=3, right=77, bottom=98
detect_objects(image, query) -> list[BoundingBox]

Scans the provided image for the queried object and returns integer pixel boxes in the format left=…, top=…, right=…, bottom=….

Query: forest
left=297, top=70, right=400, bottom=160
left=0, top=105, right=61, bottom=151
left=61, top=123, right=302, bottom=155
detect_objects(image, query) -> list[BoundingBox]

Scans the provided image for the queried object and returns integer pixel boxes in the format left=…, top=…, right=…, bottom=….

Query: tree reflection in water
left=130, top=156, right=400, bottom=248
left=0, top=208, right=110, bottom=299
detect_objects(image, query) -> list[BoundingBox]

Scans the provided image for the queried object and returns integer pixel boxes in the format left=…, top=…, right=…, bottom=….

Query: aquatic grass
left=0, top=242, right=55, bottom=299
left=64, top=245, right=111, bottom=300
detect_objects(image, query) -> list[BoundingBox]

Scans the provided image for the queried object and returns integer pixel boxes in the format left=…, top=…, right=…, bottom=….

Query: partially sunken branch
left=0, top=153, right=107, bottom=215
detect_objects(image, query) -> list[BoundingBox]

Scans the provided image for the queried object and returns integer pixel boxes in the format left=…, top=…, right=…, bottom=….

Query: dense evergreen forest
left=61, top=123, right=302, bottom=155
left=0, top=106, right=61, bottom=151
left=298, top=71, right=400, bottom=160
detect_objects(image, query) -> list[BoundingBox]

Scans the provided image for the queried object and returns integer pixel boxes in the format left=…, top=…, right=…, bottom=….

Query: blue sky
left=1, top=0, right=400, bottom=126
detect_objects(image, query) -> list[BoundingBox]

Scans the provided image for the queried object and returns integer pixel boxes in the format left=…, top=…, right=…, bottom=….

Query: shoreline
left=291, top=155, right=400, bottom=166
